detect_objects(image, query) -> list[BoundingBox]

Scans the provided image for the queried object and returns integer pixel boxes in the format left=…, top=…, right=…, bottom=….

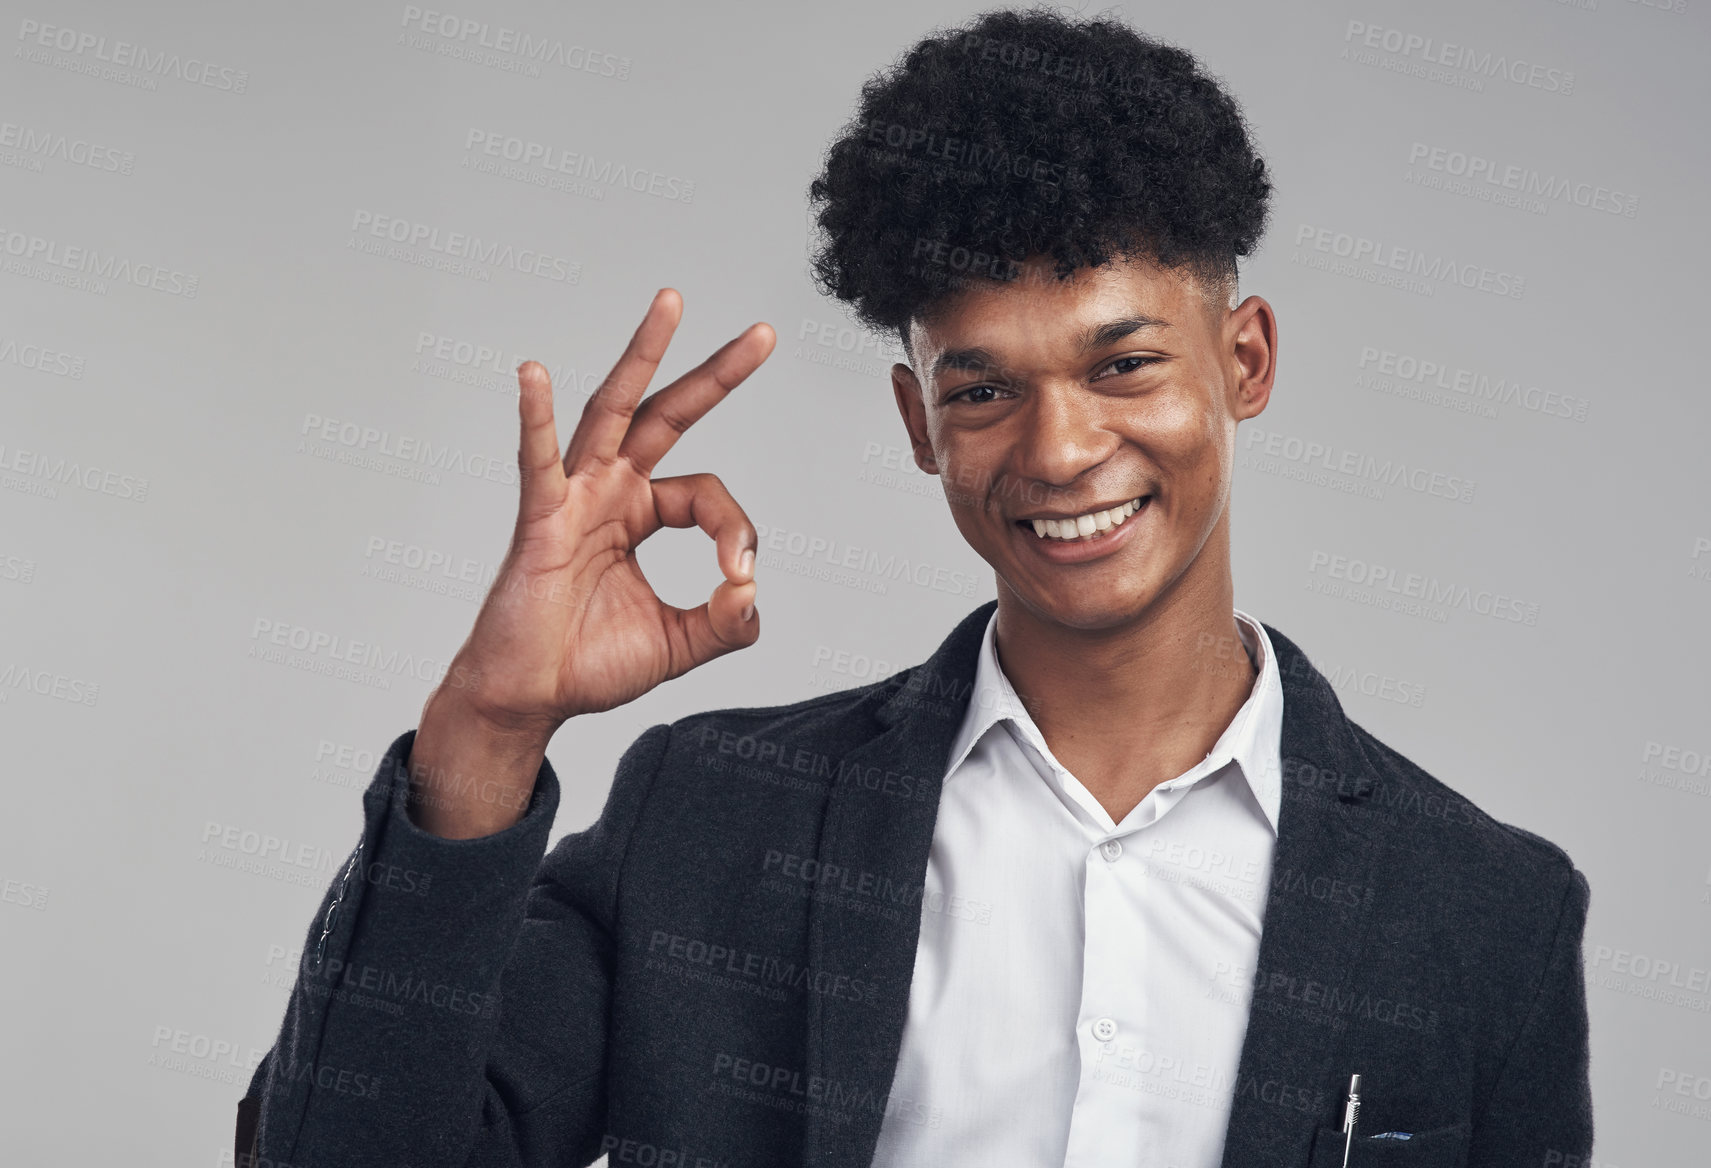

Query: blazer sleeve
left=235, top=720, right=673, bottom=1168
left=1465, top=863, right=1594, bottom=1167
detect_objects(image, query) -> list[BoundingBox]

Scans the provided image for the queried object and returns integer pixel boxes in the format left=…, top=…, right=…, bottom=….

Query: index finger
left=562, top=287, right=683, bottom=474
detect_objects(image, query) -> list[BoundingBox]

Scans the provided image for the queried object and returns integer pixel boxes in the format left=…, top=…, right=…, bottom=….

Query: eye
left=1099, top=355, right=1161, bottom=378
left=948, top=384, right=1003, bottom=404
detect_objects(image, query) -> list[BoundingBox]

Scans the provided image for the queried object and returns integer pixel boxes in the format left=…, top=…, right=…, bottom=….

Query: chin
left=1010, top=581, right=1158, bottom=631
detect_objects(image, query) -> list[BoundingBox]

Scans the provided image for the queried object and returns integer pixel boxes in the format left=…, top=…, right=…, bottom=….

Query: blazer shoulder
left=661, top=668, right=906, bottom=743
left=1347, top=718, right=1581, bottom=885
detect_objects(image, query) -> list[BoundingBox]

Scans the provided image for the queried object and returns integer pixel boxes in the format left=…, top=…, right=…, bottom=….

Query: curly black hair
left=807, top=6, right=1272, bottom=350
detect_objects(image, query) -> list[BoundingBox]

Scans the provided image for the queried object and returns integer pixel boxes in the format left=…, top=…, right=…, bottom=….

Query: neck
left=990, top=513, right=1257, bottom=821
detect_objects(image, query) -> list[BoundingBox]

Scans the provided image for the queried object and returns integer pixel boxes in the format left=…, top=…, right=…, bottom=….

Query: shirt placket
left=1054, top=766, right=1212, bottom=1168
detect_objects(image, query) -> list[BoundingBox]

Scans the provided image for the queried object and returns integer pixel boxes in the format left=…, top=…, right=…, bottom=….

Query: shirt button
left=1100, top=839, right=1123, bottom=861
left=1092, top=1017, right=1118, bottom=1041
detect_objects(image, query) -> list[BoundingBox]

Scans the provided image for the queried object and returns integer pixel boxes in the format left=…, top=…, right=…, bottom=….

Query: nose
left=1010, top=380, right=1115, bottom=499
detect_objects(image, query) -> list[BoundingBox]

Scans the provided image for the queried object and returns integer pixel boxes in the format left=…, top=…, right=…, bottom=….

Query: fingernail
left=739, top=548, right=755, bottom=578
left=742, top=602, right=755, bottom=622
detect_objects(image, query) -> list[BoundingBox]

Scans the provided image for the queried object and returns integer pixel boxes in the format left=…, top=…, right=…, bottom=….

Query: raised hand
left=408, top=289, right=774, bottom=836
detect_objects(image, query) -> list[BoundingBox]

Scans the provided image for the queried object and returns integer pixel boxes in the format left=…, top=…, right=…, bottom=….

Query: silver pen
left=1340, top=1074, right=1362, bottom=1168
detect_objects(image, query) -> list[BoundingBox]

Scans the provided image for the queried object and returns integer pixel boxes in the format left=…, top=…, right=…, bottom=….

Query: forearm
left=251, top=730, right=567, bottom=1165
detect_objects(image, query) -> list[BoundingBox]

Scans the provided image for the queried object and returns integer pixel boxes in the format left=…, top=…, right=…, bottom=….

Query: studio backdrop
left=1, top=0, right=1706, bottom=1164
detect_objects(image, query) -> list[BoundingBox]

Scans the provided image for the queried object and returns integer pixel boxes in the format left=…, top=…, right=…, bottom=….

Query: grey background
left=1, top=0, right=1707, bottom=1163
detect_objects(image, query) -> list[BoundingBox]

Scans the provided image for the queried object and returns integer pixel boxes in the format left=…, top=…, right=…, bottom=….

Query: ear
left=890, top=363, right=939, bottom=475
left=1226, top=294, right=1277, bottom=422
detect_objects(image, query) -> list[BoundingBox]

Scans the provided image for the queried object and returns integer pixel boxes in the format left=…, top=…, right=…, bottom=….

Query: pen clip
left=1342, top=1073, right=1362, bottom=1130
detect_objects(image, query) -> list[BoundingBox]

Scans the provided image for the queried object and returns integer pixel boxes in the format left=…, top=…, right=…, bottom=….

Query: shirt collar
left=942, top=607, right=1285, bottom=834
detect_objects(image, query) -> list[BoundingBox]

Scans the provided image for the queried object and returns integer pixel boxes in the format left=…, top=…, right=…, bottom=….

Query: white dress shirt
left=870, top=608, right=1285, bottom=1168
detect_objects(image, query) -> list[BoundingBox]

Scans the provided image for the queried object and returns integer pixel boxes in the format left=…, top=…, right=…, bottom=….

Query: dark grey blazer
left=236, top=599, right=1592, bottom=1168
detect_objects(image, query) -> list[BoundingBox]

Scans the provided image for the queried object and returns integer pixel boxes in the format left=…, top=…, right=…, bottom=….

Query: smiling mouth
left=1015, top=495, right=1150, bottom=541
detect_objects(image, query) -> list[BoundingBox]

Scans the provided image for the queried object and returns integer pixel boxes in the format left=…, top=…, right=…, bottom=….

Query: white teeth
left=1027, top=497, right=1146, bottom=541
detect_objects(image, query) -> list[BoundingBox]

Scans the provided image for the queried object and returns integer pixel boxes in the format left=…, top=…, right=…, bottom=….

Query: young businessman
left=237, top=9, right=1592, bottom=1167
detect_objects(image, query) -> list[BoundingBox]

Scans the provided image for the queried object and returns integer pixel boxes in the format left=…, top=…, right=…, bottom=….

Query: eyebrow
left=1079, top=314, right=1172, bottom=351
left=929, top=314, right=1172, bottom=381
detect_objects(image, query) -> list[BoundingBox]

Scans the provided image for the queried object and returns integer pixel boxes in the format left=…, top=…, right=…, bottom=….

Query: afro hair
left=807, top=5, right=1273, bottom=349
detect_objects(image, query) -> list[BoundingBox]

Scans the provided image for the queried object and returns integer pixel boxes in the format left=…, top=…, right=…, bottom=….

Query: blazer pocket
left=1308, top=1120, right=1470, bottom=1168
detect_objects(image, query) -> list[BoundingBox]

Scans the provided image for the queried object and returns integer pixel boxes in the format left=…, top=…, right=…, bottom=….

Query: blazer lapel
left=801, top=600, right=995, bottom=1168
left=1217, top=623, right=1393, bottom=1168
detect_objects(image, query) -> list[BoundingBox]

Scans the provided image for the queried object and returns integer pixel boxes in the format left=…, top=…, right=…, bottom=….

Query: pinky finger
left=516, top=361, right=567, bottom=522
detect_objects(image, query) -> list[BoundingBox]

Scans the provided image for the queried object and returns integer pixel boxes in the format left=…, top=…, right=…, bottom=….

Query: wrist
left=409, top=687, right=559, bottom=839
left=419, top=681, right=560, bottom=755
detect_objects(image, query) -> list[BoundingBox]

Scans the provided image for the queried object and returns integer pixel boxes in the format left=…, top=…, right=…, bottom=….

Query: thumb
left=669, top=577, right=759, bottom=679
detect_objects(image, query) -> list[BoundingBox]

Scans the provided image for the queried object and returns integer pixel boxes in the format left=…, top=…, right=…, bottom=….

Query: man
left=237, top=9, right=1592, bottom=1167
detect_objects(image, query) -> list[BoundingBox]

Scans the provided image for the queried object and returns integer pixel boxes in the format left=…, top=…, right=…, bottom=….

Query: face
left=891, top=254, right=1277, bottom=631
